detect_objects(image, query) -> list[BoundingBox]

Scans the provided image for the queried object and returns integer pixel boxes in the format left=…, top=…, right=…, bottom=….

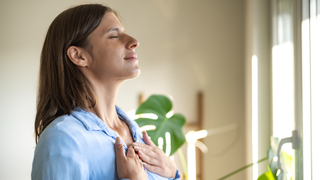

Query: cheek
left=95, top=61, right=121, bottom=76
left=92, top=48, right=121, bottom=69
left=94, top=58, right=126, bottom=78
left=91, top=42, right=121, bottom=60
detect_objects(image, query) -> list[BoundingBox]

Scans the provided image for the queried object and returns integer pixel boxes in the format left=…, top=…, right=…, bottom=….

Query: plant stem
left=217, top=157, right=268, bottom=180
left=177, top=148, right=188, bottom=179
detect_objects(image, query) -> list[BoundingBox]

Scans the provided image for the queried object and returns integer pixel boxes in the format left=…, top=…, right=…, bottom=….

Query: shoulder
left=34, top=111, right=97, bottom=160
left=32, top=114, right=90, bottom=180
left=39, top=114, right=86, bottom=143
left=35, top=114, right=88, bottom=158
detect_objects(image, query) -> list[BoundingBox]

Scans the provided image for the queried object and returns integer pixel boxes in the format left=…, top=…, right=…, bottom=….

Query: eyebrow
left=107, top=27, right=125, bottom=33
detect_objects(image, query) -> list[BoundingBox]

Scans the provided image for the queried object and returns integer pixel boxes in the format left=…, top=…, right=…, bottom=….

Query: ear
left=67, top=46, right=89, bottom=67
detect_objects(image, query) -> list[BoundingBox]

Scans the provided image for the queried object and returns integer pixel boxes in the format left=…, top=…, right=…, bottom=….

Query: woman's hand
left=114, top=137, right=148, bottom=180
left=133, top=131, right=177, bottom=178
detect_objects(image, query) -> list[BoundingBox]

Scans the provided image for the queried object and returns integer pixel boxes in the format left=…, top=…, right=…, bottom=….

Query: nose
left=126, top=35, right=139, bottom=49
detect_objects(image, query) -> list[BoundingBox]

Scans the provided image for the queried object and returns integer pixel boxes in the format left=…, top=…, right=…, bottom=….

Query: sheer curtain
left=272, top=0, right=295, bottom=160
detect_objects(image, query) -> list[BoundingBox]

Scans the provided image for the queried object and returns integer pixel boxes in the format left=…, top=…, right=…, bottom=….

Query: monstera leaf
left=135, top=95, right=186, bottom=156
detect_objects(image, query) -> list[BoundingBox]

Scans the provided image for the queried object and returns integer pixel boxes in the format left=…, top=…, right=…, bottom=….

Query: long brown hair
left=35, top=4, right=116, bottom=143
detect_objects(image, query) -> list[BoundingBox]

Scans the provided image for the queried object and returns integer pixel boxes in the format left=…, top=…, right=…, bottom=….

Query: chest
left=81, top=131, right=167, bottom=180
left=114, top=121, right=135, bottom=147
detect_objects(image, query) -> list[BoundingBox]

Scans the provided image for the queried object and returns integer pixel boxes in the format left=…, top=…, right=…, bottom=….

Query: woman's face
left=85, top=12, right=140, bottom=82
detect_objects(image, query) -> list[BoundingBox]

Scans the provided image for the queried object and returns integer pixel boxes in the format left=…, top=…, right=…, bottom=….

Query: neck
left=89, top=79, right=122, bottom=129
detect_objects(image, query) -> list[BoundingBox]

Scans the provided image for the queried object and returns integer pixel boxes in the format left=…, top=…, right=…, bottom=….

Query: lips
left=124, top=52, right=138, bottom=60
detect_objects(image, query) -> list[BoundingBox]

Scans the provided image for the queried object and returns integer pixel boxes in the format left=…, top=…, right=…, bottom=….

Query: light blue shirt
left=32, top=106, right=180, bottom=180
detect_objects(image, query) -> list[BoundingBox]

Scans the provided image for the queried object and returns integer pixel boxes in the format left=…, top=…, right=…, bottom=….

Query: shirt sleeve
left=32, top=127, right=89, bottom=180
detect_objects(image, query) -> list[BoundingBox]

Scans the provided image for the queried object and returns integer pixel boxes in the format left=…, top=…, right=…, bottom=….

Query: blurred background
left=1, top=0, right=319, bottom=180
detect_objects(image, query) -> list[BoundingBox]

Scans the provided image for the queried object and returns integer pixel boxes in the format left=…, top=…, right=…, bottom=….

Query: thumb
left=114, top=137, right=126, bottom=162
left=127, top=146, right=136, bottom=158
left=143, top=131, right=156, bottom=147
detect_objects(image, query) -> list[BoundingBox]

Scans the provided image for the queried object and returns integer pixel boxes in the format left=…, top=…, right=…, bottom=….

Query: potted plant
left=135, top=94, right=186, bottom=156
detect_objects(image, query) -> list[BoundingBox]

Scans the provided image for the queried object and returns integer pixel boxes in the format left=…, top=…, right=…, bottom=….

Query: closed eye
left=110, top=36, right=119, bottom=38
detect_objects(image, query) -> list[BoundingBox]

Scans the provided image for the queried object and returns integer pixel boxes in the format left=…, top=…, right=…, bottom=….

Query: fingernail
left=133, top=143, right=139, bottom=148
left=139, top=150, right=143, bottom=155
left=144, top=131, right=148, bottom=136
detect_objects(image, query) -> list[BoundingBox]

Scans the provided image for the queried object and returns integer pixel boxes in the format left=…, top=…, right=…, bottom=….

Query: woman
left=32, top=4, right=180, bottom=180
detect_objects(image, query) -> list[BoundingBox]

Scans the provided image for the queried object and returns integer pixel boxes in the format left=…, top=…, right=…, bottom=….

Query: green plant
left=257, top=147, right=277, bottom=180
left=134, top=95, right=293, bottom=180
left=217, top=137, right=293, bottom=180
left=257, top=166, right=276, bottom=180
left=135, top=94, right=186, bottom=156
left=258, top=137, right=293, bottom=180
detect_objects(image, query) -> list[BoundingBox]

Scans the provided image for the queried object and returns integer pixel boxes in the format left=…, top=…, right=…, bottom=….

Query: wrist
left=170, top=170, right=176, bottom=179
left=173, top=169, right=181, bottom=179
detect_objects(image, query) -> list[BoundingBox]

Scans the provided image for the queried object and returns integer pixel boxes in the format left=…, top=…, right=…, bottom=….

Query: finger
left=126, top=146, right=136, bottom=158
left=135, top=153, right=140, bottom=160
left=142, top=168, right=148, bottom=179
left=133, top=142, right=160, bottom=159
left=114, top=137, right=126, bottom=162
left=138, top=150, right=161, bottom=166
left=142, top=131, right=157, bottom=147
left=132, top=142, right=158, bottom=153
left=135, top=153, right=144, bottom=168
left=142, top=162, right=162, bottom=175
left=138, top=157, right=143, bottom=168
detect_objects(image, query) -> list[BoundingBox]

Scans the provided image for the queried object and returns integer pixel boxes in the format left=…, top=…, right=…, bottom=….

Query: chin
left=130, top=69, right=141, bottom=79
left=122, top=68, right=140, bottom=81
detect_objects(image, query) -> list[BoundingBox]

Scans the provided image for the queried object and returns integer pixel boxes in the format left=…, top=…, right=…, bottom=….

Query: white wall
left=245, top=0, right=272, bottom=179
left=0, top=0, right=247, bottom=179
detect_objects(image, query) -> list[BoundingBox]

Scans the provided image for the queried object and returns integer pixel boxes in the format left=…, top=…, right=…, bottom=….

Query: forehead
left=98, top=12, right=124, bottom=32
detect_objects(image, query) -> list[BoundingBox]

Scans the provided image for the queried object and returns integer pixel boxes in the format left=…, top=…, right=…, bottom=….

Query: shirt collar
left=71, top=106, right=138, bottom=141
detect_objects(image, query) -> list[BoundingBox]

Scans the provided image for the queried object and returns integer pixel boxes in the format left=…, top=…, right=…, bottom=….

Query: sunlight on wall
left=251, top=55, right=258, bottom=180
